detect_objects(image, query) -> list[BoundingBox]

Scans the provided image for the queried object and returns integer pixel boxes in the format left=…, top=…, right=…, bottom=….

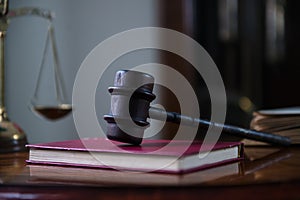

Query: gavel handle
left=149, top=107, right=291, bottom=146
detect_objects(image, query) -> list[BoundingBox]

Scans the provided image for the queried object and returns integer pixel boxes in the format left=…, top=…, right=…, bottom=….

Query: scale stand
left=0, top=0, right=64, bottom=153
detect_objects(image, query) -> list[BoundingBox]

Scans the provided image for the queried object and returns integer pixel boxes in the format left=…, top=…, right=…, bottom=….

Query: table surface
left=1, top=146, right=300, bottom=199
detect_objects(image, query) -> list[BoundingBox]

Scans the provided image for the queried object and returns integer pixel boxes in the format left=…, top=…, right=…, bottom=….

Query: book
left=26, top=138, right=243, bottom=174
left=28, top=162, right=241, bottom=186
left=244, top=107, right=300, bottom=145
left=27, top=147, right=290, bottom=187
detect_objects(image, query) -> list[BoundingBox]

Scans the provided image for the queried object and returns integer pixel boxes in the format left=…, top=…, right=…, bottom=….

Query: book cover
left=26, top=138, right=243, bottom=174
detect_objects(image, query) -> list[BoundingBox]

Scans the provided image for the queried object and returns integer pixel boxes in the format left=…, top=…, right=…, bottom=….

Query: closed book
left=244, top=107, right=300, bottom=145
left=26, top=138, right=243, bottom=174
left=250, top=107, right=300, bottom=132
left=28, top=162, right=241, bottom=186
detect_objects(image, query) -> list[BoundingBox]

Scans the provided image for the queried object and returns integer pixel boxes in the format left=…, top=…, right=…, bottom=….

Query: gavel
left=104, top=70, right=291, bottom=146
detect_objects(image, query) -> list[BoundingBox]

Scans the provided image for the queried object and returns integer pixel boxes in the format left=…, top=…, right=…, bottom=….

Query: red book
left=26, top=138, right=243, bottom=174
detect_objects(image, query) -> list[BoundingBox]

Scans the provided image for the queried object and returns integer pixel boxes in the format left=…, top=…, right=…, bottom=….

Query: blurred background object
left=5, top=0, right=300, bottom=143
left=160, top=0, right=300, bottom=129
left=6, top=0, right=159, bottom=143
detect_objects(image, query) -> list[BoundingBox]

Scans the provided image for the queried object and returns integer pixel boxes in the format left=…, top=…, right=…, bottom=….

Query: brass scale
left=0, top=0, right=72, bottom=152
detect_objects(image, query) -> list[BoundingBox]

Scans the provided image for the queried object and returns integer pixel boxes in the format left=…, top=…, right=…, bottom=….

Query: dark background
left=159, top=0, right=300, bottom=130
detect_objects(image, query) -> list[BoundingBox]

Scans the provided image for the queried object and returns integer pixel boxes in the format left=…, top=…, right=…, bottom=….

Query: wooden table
left=1, top=146, right=300, bottom=199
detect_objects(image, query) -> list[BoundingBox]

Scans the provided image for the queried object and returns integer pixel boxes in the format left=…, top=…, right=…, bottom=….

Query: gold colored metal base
left=0, top=120, right=28, bottom=153
left=0, top=108, right=27, bottom=153
left=0, top=1, right=28, bottom=153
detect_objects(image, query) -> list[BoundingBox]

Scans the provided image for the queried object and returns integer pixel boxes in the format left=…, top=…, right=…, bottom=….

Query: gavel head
left=103, top=70, right=156, bottom=145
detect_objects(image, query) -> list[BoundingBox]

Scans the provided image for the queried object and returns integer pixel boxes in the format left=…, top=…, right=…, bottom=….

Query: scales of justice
left=0, top=0, right=72, bottom=153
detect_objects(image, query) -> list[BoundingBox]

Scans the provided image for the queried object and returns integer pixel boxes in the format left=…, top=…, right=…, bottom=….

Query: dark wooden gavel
left=104, top=70, right=291, bottom=146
